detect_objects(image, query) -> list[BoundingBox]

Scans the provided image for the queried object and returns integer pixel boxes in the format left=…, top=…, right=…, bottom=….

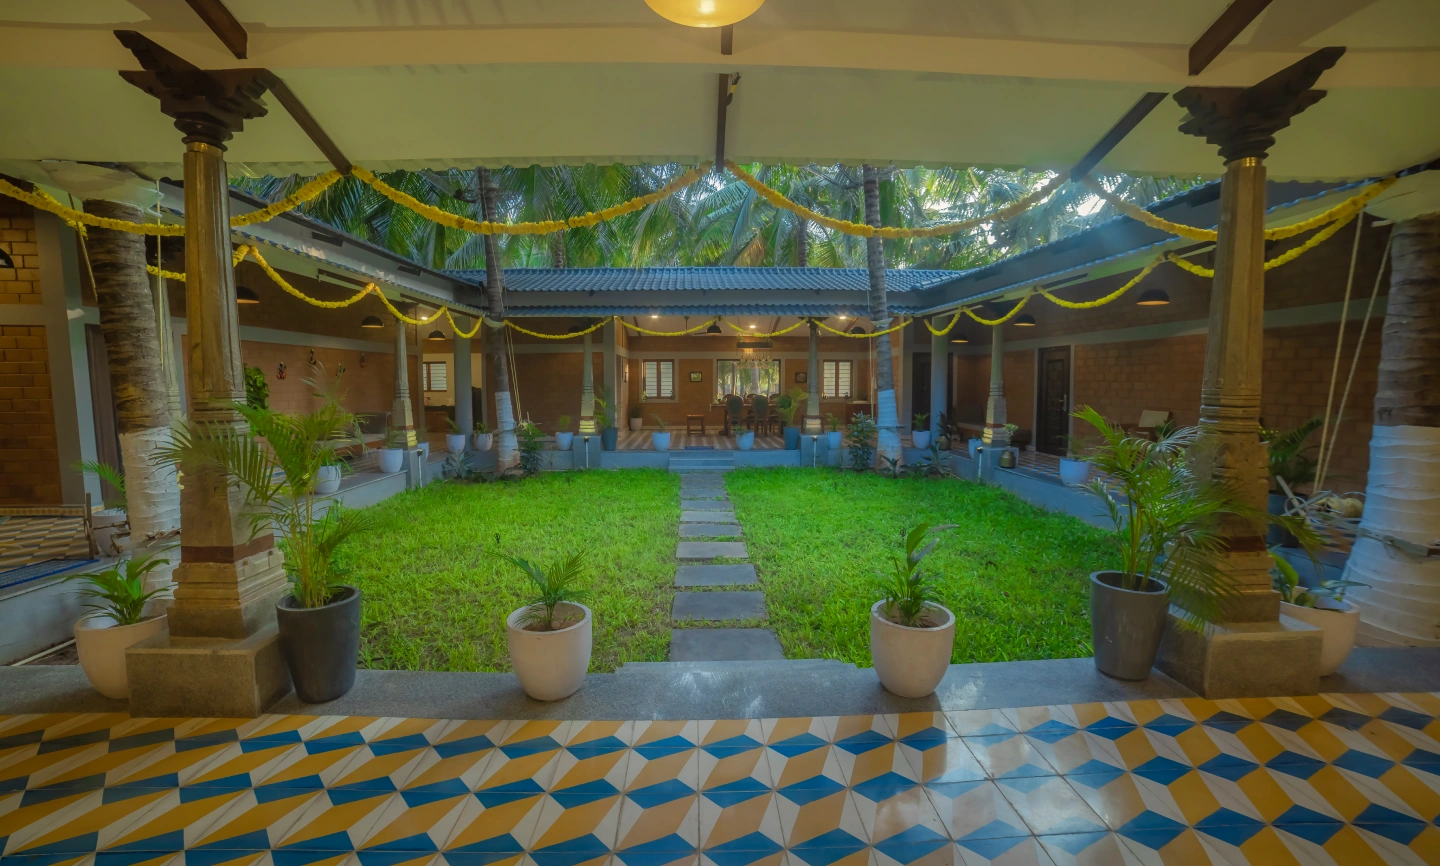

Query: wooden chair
left=750, top=395, right=771, bottom=434
left=1121, top=409, right=1173, bottom=441
left=725, top=394, right=743, bottom=436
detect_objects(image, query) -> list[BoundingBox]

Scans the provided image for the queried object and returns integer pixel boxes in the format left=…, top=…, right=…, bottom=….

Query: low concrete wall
left=0, top=575, right=85, bottom=663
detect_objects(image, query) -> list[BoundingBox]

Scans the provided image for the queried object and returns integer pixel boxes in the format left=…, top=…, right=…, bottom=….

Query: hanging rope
left=1315, top=239, right=1390, bottom=492
left=1314, top=216, right=1365, bottom=491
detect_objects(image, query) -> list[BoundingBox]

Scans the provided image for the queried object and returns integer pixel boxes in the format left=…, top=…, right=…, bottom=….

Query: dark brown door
left=1036, top=346, right=1070, bottom=455
left=911, top=353, right=931, bottom=424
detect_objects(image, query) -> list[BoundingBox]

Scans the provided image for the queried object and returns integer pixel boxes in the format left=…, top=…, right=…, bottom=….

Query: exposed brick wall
left=0, top=199, right=41, bottom=306
left=1073, top=336, right=1207, bottom=434
left=0, top=325, right=61, bottom=504
left=949, top=350, right=1034, bottom=436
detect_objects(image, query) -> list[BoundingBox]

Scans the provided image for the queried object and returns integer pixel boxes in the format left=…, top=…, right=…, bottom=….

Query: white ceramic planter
left=826, top=430, right=843, bottom=449
left=1282, top=599, right=1361, bottom=676
left=377, top=448, right=405, bottom=474
left=1059, top=458, right=1091, bottom=487
left=870, top=600, right=955, bottom=698
left=736, top=431, right=755, bottom=451
left=629, top=417, right=644, bottom=431
left=912, top=431, right=931, bottom=450
left=968, top=438, right=983, bottom=459
left=446, top=433, right=468, bottom=454
left=314, top=464, right=342, bottom=495
left=473, top=433, right=493, bottom=451
left=75, top=613, right=168, bottom=699
left=506, top=602, right=592, bottom=701
left=556, top=432, right=574, bottom=451
left=652, top=431, right=671, bottom=451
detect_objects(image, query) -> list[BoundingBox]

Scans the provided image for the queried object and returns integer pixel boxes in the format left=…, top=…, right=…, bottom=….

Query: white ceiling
left=1, top=1, right=1437, bottom=181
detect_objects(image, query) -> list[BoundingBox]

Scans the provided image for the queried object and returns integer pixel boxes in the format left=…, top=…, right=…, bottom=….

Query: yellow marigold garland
left=814, top=317, right=912, bottom=338
left=1165, top=207, right=1363, bottom=278
left=725, top=160, right=1069, bottom=240
left=230, top=171, right=343, bottom=227
left=501, top=316, right=614, bottom=339
left=1037, top=255, right=1166, bottom=309
left=619, top=318, right=720, bottom=337
left=725, top=320, right=808, bottom=338
left=963, top=293, right=1033, bottom=326
left=1079, top=175, right=1396, bottom=243
left=352, top=164, right=711, bottom=237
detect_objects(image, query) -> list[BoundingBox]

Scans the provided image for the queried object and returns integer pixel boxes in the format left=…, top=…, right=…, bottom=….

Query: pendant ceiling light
left=235, top=286, right=260, bottom=304
left=706, top=321, right=723, bottom=334
left=1013, top=314, right=1037, bottom=327
left=1137, top=288, right=1171, bottom=306
left=950, top=332, right=970, bottom=344
left=427, top=329, right=446, bottom=340
left=644, top=0, right=765, bottom=28
left=361, top=316, right=384, bottom=329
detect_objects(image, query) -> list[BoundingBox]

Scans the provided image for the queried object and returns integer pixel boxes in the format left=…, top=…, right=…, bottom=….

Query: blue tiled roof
left=444, top=266, right=968, bottom=293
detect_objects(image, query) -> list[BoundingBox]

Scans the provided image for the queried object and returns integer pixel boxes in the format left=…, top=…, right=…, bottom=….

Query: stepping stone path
left=669, top=472, right=784, bottom=661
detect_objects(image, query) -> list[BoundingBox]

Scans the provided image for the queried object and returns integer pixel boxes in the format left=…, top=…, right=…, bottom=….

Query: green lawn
left=335, top=470, right=679, bottom=672
left=335, top=467, right=1118, bottom=672
left=724, top=468, right=1119, bottom=665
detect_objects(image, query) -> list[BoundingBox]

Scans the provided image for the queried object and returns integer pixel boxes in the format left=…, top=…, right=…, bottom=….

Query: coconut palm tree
left=81, top=200, right=180, bottom=594
left=1344, top=213, right=1440, bottom=645
left=862, top=165, right=901, bottom=464
left=479, top=167, right=520, bottom=470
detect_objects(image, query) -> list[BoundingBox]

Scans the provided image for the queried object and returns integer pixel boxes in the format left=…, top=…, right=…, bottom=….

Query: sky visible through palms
left=236, top=163, right=1200, bottom=272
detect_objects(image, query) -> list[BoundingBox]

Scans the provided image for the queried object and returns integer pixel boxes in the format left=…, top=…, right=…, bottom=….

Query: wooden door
left=1035, top=346, right=1071, bottom=455
left=911, top=353, right=931, bottom=425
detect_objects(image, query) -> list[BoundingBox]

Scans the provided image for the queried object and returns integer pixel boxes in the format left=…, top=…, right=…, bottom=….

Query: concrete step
left=675, top=563, right=758, bottom=587
left=679, top=523, right=741, bottom=538
left=669, top=456, right=735, bottom=473
left=676, top=541, right=747, bottom=561
left=672, top=591, right=766, bottom=622
left=680, top=499, right=733, bottom=512
left=679, top=474, right=727, bottom=486
left=680, top=511, right=738, bottom=524
left=668, top=628, right=785, bottom=661
left=617, top=658, right=851, bottom=675
left=678, top=489, right=728, bottom=500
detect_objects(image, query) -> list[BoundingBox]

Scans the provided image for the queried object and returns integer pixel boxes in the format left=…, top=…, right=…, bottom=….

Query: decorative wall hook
left=277, top=361, right=287, bottom=380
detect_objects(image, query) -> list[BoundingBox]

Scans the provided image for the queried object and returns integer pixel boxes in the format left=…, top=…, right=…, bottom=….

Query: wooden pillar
left=580, top=324, right=597, bottom=433
left=1155, top=48, right=1343, bottom=697
left=453, top=327, right=473, bottom=440
left=981, top=324, right=1009, bottom=445
left=807, top=320, right=820, bottom=418
left=930, top=315, right=950, bottom=439
left=392, top=313, right=418, bottom=447
left=603, top=318, right=618, bottom=424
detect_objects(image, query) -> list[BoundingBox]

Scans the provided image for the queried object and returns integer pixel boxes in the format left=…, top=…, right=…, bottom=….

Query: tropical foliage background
left=235, top=163, right=1200, bottom=272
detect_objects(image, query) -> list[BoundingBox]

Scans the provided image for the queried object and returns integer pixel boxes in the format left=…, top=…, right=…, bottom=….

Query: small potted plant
left=1075, top=406, right=1318, bottom=681
left=376, top=425, right=406, bottom=474
left=652, top=415, right=672, bottom=451
left=628, top=402, right=644, bottom=432
left=445, top=418, right=468, bottom=455
left=870, top=523, right=957, bottom=697
left=777, top=387, right=807, bottom=450
left=735, top=426, right=755, bottom=450
left=65, top=549, right=171, bottom=699
left=73, top=459, right=129, bottom=555
left=315, top=454, right=345, bottom=495
left=824, top=413, right=844, bottom=450
left=555, top=415, right=574, bottom=451
left=912, top=413, right=931, bottom=450
left=595, top=387, right=619, bottom=452
left=494, top=551, right=592, bottom=700
left=473, top=420, right=493, bottom=452
left=935, top=414, right=952, bottom=452
left=1059, top=434, right=1092, bottom=487
left=160, top=395, right=377, bottom=703
left=998, top=423, right=1020, bottom=468
left=1272, top=550, right=1365, bottom=676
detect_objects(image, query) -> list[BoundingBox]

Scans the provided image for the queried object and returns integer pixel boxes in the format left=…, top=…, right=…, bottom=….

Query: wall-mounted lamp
left=1137, top=289, right=1170, bottom=306
left=359, top=353, right=367, bottom=368
left=307, top=349, right=316, bottom=366
left=276, top=361, right=286, bottom=380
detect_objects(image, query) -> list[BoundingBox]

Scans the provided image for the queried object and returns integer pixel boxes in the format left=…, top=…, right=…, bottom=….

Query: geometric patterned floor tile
left=6, top=696, right=1440, bottom=866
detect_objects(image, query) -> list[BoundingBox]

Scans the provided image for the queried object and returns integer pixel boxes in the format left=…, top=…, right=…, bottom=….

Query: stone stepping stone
left=676, top=541, right=747, bottom=561
left=681, top=499, right=733, bottom=512
left=680, top=476, right=726, bottom=488
left=680, top=511, right=738, bottom=524
left=672, top=591, right=766, bottom=622
left=679, top=489, right=728, bottom=499
left=675, top=563, right=757, bottom=586
left=679, top=523, right=741, bottom=538
left=670, top=628, right=784, bottom=661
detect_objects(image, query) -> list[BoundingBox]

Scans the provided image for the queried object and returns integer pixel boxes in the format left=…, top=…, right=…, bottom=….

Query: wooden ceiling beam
left=266, top=77, right=353, bottom=174
left=1189, top=0, right=1274, bottom=76
left=182, top=0, right=248, bottom=60
left=1068, top=91, right=1168, bottom=178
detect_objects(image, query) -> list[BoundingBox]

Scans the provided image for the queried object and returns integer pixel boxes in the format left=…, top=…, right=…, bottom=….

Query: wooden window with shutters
left=423, top=361, right=448, bottom=392
left=643, top=359, right=675, bottom=400
left=822, top=360, right=852, bottom=399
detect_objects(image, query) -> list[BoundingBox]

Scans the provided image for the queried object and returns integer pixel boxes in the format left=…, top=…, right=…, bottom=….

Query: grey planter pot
left=783, top=426, right=801, bottom=449
left=276, top=585, right=361, bottom=703
left=601, top=427, right=618, bottom=451
left=1090, top=571, right=1169, bottom=681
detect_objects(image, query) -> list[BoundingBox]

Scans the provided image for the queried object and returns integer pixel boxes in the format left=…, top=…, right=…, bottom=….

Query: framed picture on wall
left=795, top=372, right=808, bottom=384
left=689, top=371, right=703, bottom=382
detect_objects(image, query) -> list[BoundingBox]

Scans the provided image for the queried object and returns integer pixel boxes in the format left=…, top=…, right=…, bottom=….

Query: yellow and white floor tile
left=4, top=693, right=1440, bottom=865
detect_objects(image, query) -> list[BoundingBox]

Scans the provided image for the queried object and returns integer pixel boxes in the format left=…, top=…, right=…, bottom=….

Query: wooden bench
left=685, top=414, right=706, bottom=434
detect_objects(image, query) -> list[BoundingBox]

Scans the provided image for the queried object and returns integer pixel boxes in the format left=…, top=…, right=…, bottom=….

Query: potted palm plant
left=376, top=424, right=406, bottom=474
left=315, top=453, right=345, bottom=495
left=629, top=400, right=644, bottom=432
left=1074, top=406, right=1317, bottom=681
left=652, top=415, right=672, bottom=451
left=445, top=417, right=468, bottom=455
left=595, top=387, right=619, bottom=451
left=65, top=549, right=171, bottom=699
left=912, top=413, right=931, bottom=450
left=1271, top=550, right=1365, bottom=676
left=473, top=420, right=493, bottom=452
left=824, top=413, right=843, bottom=450
left=935, top=414, right=952, bottom=452
left=494, top=551, right=592, bottom=700
left=777, top=387, right=807, bottom=450
left=1262, top=419, right=1322, bottom=544
left=870, top=523, right=957, bottom=697
left=160, top=396, right=377, bottom=703
left=555, top=415, right=574, bottom=451
left=73, top=459, right=129, bottom=555
left=998, top=423, right=1020, bottom=468
left=1059, top=434, right=1093, bottom=487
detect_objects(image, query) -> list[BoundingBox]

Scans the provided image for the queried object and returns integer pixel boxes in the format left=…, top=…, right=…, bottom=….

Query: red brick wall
left=0, top=200, right=41, bottom=306
left=1073, top=335, right=1207, bottom=433
left=0, top=325, right=61, bottom=504
left=948, top=350, right=1034, bottom=435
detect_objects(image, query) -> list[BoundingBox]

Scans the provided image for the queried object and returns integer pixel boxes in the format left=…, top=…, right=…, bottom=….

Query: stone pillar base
left=1155, top=609, right=1322, bottom=698
left=126, top=626, right=292, bottom=717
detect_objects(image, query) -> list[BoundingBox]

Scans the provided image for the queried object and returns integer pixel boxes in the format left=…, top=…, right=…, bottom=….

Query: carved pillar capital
left=115, top=31, right=273, bottom=149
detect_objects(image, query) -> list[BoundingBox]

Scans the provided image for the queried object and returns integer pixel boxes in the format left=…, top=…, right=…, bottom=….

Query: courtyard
left=338, top=469, right=1116, bottom=673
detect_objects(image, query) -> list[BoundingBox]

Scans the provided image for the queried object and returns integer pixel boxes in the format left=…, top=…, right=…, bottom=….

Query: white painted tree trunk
left=495, top=391, right=519, bottom=469
left=120, top=427, right=181, bottom=595
left=1347, top=425, right=1440, bottom=645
